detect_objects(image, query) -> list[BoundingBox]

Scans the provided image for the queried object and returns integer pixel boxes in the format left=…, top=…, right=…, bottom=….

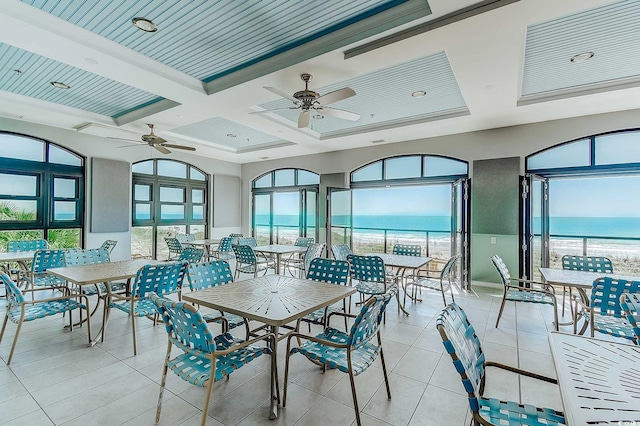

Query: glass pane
left=352, top=162, right=382, bottom=182
left=595, top=131, right=640, bottom=165
left=192, top=188, right=204, bottom=204
left=189, top=224, right=205, bottom=239
left=0, top=173, right=37, bottom=196
left=274, top=192, right=299, bottom=243
left=0, top=230, right=43, bottom=250
left=193, top=205, right=204, bottom=220
left=157, top=160, right=186, bottom=178
left=134, top=184, right=151, bottom=201
left=306, top=190, right=317, bottom=240
left=527, top=139, right=590, bottom=170
left=424, top=156, right=468, bottom=177
left=254, top=174, right=272, bottom=188
left=161, top=204, right=185, bottom=220
left=132, top=160, right=153, bottom=174
left=47, top=228, right=80, bottom=248
left=274, top=169, right=295, bottom=187
left=54, top=178, right=76, bottom=198
left=160, top=187, right=184, bottom=202
left=190, top=167, right=205, bottom=180
left=0, top=200, right=37, bottom=221
left=385, top=156, right=421, bottom=179
left=297, top=170, right=319, bottom=185
left=49, top=145, right=81, bottom=166
left=157, top=225, right=186, bottom=260
left=0, top=134, right=44, bottom=162
left=131, top=226, right=153, bottom=259
left=54, top=201, right=76, bottom=221
left=135, top=203, right=151, bottom=220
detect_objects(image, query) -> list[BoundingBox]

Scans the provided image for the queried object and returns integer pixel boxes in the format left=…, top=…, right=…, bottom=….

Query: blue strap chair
left=284, top=285, right=396, bottom=426
left=285, top=242, right=325, bottom=278
left=6, top=239, right=48, bottom=252
left=185, top=260, right=249, bottom=339
left=231, top=244, right=274, bottom=279
left=282, top=237, right=316, bottom=276
left=619, top=293, right=640, bottom=344
left=164, top=237, right=184, bottom=261
left=392, top=244, right=421, bottom=256
left=561, top=255, right=613, bottom=317
left=348, top=254, right=399, bottom=320
left=577, top=277, right=640, bottom=342
left=213, top=237, right=234, bottom=261
left=179, top=247, right=205, bottom=263
left=0, top=273, right=91, bottom=365
left=99, top=239, right=118, bottom=254
left=404, top=254, right=459, bottom=306
left=237, top=237, right=257, bottom=247
left=28, top=249, right=67, bottom=293
left=151, top=293, right=276, bottom=426
left=298, top=258, right=350, bottom=332
left=331, top=244, right=352, bottom=261
left=491, top=255, right=558, bottom=330
left=229, top=233, right=243, bottom=246
left=107, top=262, right=188, bottom=355
left=293, top=237, right=314, bottom=247
left=436, top=302, right=565, bottom=426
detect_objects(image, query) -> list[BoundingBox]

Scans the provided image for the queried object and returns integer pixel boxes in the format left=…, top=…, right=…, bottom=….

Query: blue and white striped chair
left=299, top=258, right=350, bottom=331
left=151, top=293, right=275, bottom=426
left=619, top=293, right=640, bottom=345
left=178, top=247, right=205, bottom=264
left=0, top=273, right=90, bottom=365
left=28, top=249, right=68, bottom=292
left=437, top=302, right=565, bottom=426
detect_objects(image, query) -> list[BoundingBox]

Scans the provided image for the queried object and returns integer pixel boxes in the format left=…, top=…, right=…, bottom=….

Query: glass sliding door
left=273, top=191, right=300, bottom=244
left=452, top=178, right=470, bottom=289
left=304, top=189, right=318, bottom=242
left=253, top=193, right=271, bottom=245
left=328, top=188, right=352, bottom=249
left=521, top=174, right=548, bottom=281
left=252, top=188, right=318, bottom=244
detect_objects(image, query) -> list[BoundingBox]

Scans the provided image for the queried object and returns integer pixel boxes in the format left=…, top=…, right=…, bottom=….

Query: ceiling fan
left=108, top=124, right=195, bottom=154
left=254, top=73, right=360, bottom=128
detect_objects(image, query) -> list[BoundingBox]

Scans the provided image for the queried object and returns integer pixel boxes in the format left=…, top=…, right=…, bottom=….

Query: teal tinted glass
left=0, top=134, right=44, bottom=162
left=54, top=201, right=76, bottom=221
left=160, top=187, right=184, bottom=202
left=352, top=162, right=382, bottom=181
left=132, top=160, right=153, bottom=174
left=0, top=173, right=37, bottom=196
left=49, top=145, right=81, bottom=166
left=135, top=204, right=151, bottom=220
left=527, top=139, right=590, bottom=169
left=161, top=204, right=184, bottom=220
left=595, top=131, right=640, bottom=165
left=297, top=170, right=319, bottom=185
left=54, top=178, right=76, bottom=198
left=385, top=156, right=421, bottom=179
left=192, top=189, right=204, bottom=204
left=254, top=174, right=272, bottom=188
left=157, top=160, right=186, bottom=178
left=423, top=157, right=468, bottom=177
left=274, top=169, right=295, bottom=186
left=193, top=205, right=204, bottom=220
left=134, top=184, right=151, bottom=201
left=190, top=167, right=205, bottom=180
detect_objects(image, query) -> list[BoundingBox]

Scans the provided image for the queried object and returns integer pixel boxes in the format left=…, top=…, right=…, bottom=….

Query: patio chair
left=6, top=238, right=48, bottom=252
left=619, top=293, right=640, bottom=344
left=151, top=293, right=276, bottom=426
left=107, top=262, right=188, bottom=355
left=404, top=254, right=459, bottom=306
left=561, top=255, right=613, bottom=316
left=213, top=237, right=234, bottom=261
left=229, top=233, right=243, bottom=246
left=28, top=249, right=68, bottom=293
left=348, top=254, right=399, bottom=320
left=331, top=244, right=352, bottom=261
left=0, top=273, right=91, bottom=365
left=387, top=243, right=422, bottom=282
left=236, top=237, right=257, bottom=247
left=231, top=244, right=275, bottom=279
left=298, top=258, right=350, bottom=332
left=491, top=255, right=558, bottom=330
left=436, top=302, right=565, bottom=426
left=576, top=277, right=640, bottom=342
left=185, top=260, right=249, bottom=339
left=178, top=247, right=205, bottom=263
left=99, top=239, right=118, bottom=254
left=164, top=237, right=184, bottom=261
left=176, top=233, right=196, bottom=243
left=284, top=286, right=396, bottom=426
left=282, top=237, right=315, bottom=276
left=284, top=242, right=325, bottom=278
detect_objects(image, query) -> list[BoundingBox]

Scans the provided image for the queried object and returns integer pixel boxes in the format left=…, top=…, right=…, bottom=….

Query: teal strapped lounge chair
left=151, top=293, right=276, bottom=426
left=619, top=293, right=640, bottom=344
left=0, top=273, right=91, bottom=365
left=436, top=302, right=565, bottom=426
left=284, top=286, right=396, bottom=426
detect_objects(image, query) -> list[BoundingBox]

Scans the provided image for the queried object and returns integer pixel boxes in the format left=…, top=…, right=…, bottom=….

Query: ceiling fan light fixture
left=313, top=114, right=324, bottom=119
left=132, top=17, right=158, bottom=32
left=411, top=90, right=427, bottom=98
left=570, top=52, right=594, bottom=63
left=51, top=81, right=70, bottom=89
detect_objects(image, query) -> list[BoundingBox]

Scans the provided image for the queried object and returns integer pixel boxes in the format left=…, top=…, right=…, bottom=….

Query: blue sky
left=549, top=176, right=640, bottom=217
left=352, top=185, right=451, bottom=216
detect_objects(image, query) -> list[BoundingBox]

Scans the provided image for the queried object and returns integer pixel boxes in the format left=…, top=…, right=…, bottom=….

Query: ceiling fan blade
left=250, top=107, right=299, bottom=115
left=298, top=110, right=310, bottom=128
left=154, top=145, right=171, bottom=155
left=117, top=144, right=144, bottom=149
left=163, top=144, right=196, bottom=151
left=319, top=106, right=360, bottom=121
left=264, top=86, right=299, bottom=103
left=316, top=87, right=355, bottom=105
left=107, top=137, right=143, bottom=143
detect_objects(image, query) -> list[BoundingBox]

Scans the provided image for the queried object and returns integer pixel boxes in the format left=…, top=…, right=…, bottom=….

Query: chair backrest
left=562, top=255, right=613, bottom=273
left=7, top=239, right=48, bottom=252
left=100, top=240, right=118, bottom=254
left=490, top=255, right=510, bottom=287
left=232, top=244, right=257, bottom=264
left=132, top=262, right=188, bottom=299
left=31, top=249, right=66, bottom=273
left=64, top=248, right=111, bottom=266
left=331, top=244, right=352, bottom=261
left=348, top=254, right=386, bottom=283
left=441, top=255, right=460, bottom=282
left=348, top=286, right=397, bottom=348
left=237, top=237, right=257, bottom=247
left=164, top=237, right=184, bottom=254
left=619, top=294, right=640, bottom=341
left=392, top=244, right=421, bottom=256
left=294, top=237, right=314, bottom=247
left=179, top=247, right=205, bottom=263
left=436, top=303, right=485, bottom=413
left=590, top=277, right=640, bottom=317
left=218, top=237, right=233, bottom=253
left=229, top=233, right=243, bottom=245
left=0, top=273, right=25, bottom=307
left=187, top=260, right=234, bottom=291
left=306, top=258, right=350, bottom=285
left=176, top=234, right=196, bottom=243
left=150, top=293, right=216, bottom=354
left=304, top=243, right=326, bottom=271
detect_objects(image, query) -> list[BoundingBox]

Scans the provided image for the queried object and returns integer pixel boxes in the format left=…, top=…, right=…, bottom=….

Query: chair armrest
left=327, top=311, right=357, bottom=327
left=507, top=279, right=556, bottom=293
left=285, top=331, right=349, bottom=349
left=23, top=286, right=71, bottom=296
left=213, top=332, right=278, bottom=356
left=23, top=293, right=88, bottom=305
left=485, top=361, right=558, bottom=384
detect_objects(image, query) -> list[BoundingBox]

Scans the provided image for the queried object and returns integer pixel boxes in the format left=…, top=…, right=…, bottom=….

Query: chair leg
left=495, top=295, right=507, bottom=328
left=379, top=341, right=391, bottom=400
left=347, top=368, right=361, bottom=426
left=155, top=341, right=172, bottom=424
left=0, top=312, right=9, bottom=345
left=201, top=358, right=217, bottom=426
left=7, top=310, right=25, bottom=365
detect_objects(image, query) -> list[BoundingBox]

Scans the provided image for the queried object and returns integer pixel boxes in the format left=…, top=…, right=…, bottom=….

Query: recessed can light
left=132, top=17, right=158, bottom=32
left=411, top=90, right=427, bottom=97
left=51, top=81, right=70, bottom=89
left=570, top=52, right=594, bottom=63
left=226, top=133, right=236, bottom=138
left=313, top=114, right=324, bottom=119
left=84, top=57, right=99, bottom=64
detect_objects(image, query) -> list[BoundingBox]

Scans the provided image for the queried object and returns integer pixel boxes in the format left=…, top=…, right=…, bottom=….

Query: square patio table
left=548, top=332, right=640, bottom=425
left=253, top=244, right=308, bottom=274
left=182, top=274, right=356, bottom=419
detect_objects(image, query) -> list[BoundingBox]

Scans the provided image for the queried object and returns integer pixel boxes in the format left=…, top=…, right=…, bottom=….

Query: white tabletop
left=0, top=251, right=37, bottom=263
left=366, top=253, right=431, bottom=269
left=47, top=259, right=160, bottom=285
left=254, top=245, right=308, bottom=255
left=183, top=239, right=220, bottom=246
left=539, top=267, right=640, bottom=289
left=548, top=332, right=640, bottom=425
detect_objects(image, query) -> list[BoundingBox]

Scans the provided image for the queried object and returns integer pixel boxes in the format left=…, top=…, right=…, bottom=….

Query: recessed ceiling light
left=13, top=69, right=22, bottom=76
left=411, top=90, right=427, bottom=97
left=132, top=17, right=158, bottom=32
left=226, top=133, right=236, bottom=138
left=570, top=52, right=594, bottom=63
left=51, top=81, right=70, bottom=89
left=84, top=57, right=99, bottom=64
left=313, top=114, right=324, bottom=119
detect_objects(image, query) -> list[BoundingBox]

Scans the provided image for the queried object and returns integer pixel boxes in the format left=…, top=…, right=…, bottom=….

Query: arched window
left=0, top=132, right=84, bottom=248
left=252, top=168, right=319, bottom=244
left=131, top=159, right=208, bottom=259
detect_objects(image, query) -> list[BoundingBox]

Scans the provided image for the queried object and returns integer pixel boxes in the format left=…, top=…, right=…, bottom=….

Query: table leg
left=269, top=324, right=280, bottom=419
left=275, top=254, right=281, bottom=275
left=574, top=288, right=589, bottom=335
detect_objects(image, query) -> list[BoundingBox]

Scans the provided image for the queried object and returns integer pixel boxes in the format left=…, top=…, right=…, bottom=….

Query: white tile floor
left=0, top=281, right=618, bottom=425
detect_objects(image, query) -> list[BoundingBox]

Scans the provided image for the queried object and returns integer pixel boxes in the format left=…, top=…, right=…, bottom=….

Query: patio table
left=182, top=274, right=356, bottom=420
left=548, top=332, right=640, bottom=425
left=182, top=238, right=220, bottom=260
left=253, top=244, right=308, bottom=274
left=0, top=250, right=37, bottom=290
